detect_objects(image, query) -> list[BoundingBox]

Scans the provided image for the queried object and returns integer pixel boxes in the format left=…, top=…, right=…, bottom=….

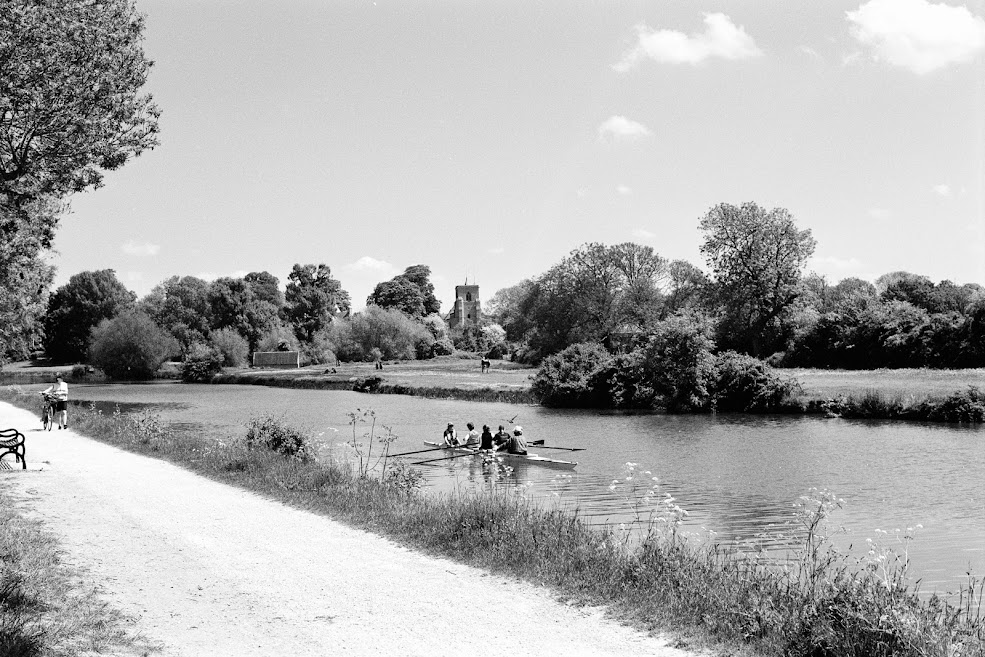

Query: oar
left=526, top=440, right=584, bottom=452
left=415, top=450, right=479, bottom=465
left=390, top=446, right=449, bottom=457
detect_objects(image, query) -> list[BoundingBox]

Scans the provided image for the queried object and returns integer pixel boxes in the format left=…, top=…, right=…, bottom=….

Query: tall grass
left=2, top=385, right=982, bottom=656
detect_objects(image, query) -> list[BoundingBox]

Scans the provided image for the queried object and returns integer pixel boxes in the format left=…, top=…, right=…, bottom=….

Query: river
left=24, top=380, right=985, bottom=596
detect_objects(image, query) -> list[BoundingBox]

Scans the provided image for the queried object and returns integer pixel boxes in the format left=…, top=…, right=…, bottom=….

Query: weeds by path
left=2, top=386, right=983, bottom=657
left=0, top=489, right=153, bottom=657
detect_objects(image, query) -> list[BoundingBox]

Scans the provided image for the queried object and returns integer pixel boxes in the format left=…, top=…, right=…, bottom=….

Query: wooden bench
left=0, top=428, right=26, bottom=470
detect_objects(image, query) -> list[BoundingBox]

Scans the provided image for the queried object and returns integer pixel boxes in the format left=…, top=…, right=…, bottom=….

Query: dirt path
left=0, top=402, right=698, bottom=657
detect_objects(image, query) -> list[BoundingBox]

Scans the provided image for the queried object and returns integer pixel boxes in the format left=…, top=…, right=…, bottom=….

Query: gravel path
left=0, top=402, right=698, bottom=657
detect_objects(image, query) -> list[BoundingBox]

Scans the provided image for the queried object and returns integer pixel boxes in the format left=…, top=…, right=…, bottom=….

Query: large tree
left=207, top=276, right=282, bottom=352
left=139, top=275, right=211, bottom=350
left=699, top=202, right=816, bottom=357
left=43, top=269, right=136, bottom=363
left=285, top=264, right=350, bottom=343
left=366, top=265, right=440, bottom=317
left=0, top=0, right=160, bottom=203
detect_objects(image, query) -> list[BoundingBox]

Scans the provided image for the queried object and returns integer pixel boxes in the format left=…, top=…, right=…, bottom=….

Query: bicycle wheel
left=43, top=406, right=53, bottom=431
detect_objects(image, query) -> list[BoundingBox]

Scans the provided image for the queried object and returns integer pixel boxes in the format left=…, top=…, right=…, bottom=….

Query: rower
left=463, top=422, right=479, bottom=446
left=442, top=423, right=459, bottom=447
left=493, top=425, right=510, bottom=449
left=499, top=426, right=528, bottom=455
left=479, top=425, right=494, bottom=450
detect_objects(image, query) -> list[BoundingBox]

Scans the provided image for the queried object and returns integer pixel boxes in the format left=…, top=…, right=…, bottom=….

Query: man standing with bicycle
left=41, top=375, right=69, bottom=429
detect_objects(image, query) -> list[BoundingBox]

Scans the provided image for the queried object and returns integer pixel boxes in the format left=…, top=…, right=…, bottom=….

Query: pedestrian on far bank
left=41, top=375, right=69, bottom=429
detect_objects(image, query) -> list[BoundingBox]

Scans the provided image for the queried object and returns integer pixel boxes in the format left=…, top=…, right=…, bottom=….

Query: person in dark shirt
left=493, top=425, right=511, bottom=449
left=479, top=425, right=494, bottom=450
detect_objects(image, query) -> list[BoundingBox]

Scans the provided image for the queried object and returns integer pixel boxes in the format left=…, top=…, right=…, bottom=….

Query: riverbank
left=0, top=400, right=695, bottom=657
left=2, top=387, right=982, bottom=656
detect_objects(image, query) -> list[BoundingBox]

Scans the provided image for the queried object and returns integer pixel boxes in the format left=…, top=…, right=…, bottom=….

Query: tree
left=88, top=310, right=177, bottom=379
left=139, top=275, right=211, bottom=350
left=699, top=202, right=816, bottom=357
left=366, top=277, right=425, bottom=317
left=284, top=264, right=350, bottom=343
left=366, top=265, right=440, bottom=317
left=244, top=271, right=283, bottom=308
left=207, top=277, right=281, bottom=352
left=0, top=196, right=56, bottom=361
left=43, top=269, right=135, bottom=362
left=0, top=0, right=160, bottom=203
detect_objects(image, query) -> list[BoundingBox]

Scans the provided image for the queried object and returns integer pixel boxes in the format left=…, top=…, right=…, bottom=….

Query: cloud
left=798, top=45, right=823, bottom=60
left=632, top=228, right=656, bottom=240
left=121, top=240, right=160, bottom=256
left=616, top=184, right=632, bottom=195
left=613, top=13, right=762, bottom=70
left=598, top=115, right=652, bottom=141
left=847, top=0, right=985, bottom=74
left=933, top=183, right=952, bottom=197
left=867, top=207, right=892, bottom=220
left=487, top=247, right=505, bottom=255
left=345, top=256, right=394, bottom=272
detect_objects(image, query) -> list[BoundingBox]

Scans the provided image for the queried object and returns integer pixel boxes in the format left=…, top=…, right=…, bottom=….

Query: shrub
left=88, top=311, right=178, bottom=380
left=256, top=324, right=301, bottom=353
left=415, top=336, right=435, bottom=360
left=300, top=329, right=337, bottom=366
left=329, top=306, right=432, bottom=361
left=531, top=342, right=614, bottom=408
left=923, top=386, right=985, bottom=423
left=245, top=414, right=311, bottom=461
left=485, top=342, right=507, bottom=360
left=637, top=314, right=717, bottom=413
left=431, top=338, right=454, bottom=357
left=712, top=351, right=795, bottom=412
left=181, top=342, right=224, bottom=382
left=210, top=328, right=248, bottom=367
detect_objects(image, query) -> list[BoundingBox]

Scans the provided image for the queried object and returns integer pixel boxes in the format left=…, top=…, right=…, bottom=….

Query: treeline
left=488, top=202, right=985, bottom=370
left=24, top=263, right=508, bottom=380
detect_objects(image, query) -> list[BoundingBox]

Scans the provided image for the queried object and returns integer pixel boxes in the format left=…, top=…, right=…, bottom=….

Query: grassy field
left=786, top=368, right=985, bottom=399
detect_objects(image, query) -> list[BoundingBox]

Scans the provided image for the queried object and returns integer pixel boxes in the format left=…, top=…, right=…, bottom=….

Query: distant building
left=448, top=283, right=480, bottom=330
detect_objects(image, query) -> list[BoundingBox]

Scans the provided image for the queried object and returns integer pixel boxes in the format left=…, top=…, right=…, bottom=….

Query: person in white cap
left=499, top=425, right=528, bottom=455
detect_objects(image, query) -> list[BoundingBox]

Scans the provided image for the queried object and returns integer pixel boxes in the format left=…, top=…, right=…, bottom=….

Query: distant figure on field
left=479, top=425, right=494, bottom=450
left=442, top=423, right=459, bottom=447
left=480, top=358, right=490, bottom=373
left=41, top=375, right=69, bottom=429
left=463, top=422, right=479, bottom=446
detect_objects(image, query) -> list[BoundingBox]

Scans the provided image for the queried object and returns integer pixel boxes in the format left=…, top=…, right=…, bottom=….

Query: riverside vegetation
left=1, top=386, right=982, bottom=656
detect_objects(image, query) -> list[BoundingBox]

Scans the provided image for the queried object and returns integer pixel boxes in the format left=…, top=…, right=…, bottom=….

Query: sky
left=52, top=0, right=985, bottom=313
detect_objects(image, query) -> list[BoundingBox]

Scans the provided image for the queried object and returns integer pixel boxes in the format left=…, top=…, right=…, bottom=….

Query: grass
left=0, top=490, right=154, bottom=657
left=785, top=368, right=985, bottom=400
left=2, top=385, right=983, bottom=656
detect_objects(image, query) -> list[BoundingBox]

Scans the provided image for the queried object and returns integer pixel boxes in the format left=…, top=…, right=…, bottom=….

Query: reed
left=2, top=386, right=982, bottom=656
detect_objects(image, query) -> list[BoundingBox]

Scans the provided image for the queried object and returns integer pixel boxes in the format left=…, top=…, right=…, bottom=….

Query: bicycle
left=40, top=393, right=56, bottom=431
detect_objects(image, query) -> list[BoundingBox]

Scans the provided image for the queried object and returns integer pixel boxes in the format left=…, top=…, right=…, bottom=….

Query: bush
left=637, top=314, right=717, bottom=413
left=210, top=328, right=248, bottom=367
left=256, top=324, right=301, bottom=353
left=923, top=386, right=985, bottom=423
left=329, top=306, right=433, bottom=361
left=88, top=311, right=178, bottom=380
left=485, top=342, right=507, bottom=360
left=531, top=342, right=614, bottom=408
left=245, top=414, right=311, bottom=461
left=431, top=338, right=454, bottom=357
left=181, top=342, right=224, bottom=382
left=712, top=351, right=795, bottom=412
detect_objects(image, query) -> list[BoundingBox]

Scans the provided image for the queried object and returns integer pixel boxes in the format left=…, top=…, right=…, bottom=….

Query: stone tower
left=448, top=284, right=480, bottom=330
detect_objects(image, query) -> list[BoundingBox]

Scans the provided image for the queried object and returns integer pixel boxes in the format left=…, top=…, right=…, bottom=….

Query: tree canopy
left=699, top=202, right=816, bottom=357
left=0, top=0, right=160, bottom=202
left=43, top=269, right=136, bottom=363
left=366, top=265, right=441, bottom=317
left=285, top=264, right=350, bottom=343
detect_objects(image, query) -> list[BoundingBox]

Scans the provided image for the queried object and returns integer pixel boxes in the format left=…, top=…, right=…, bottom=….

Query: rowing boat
left=421, top=441, right=577, bottom=470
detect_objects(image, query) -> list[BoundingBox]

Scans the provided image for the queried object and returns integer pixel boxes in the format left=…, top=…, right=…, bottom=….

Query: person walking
left=41, top=375, right=69, bottom=429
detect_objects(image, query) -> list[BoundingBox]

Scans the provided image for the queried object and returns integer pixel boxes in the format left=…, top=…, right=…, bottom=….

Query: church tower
left=448, top=283, right=480, bottom=330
